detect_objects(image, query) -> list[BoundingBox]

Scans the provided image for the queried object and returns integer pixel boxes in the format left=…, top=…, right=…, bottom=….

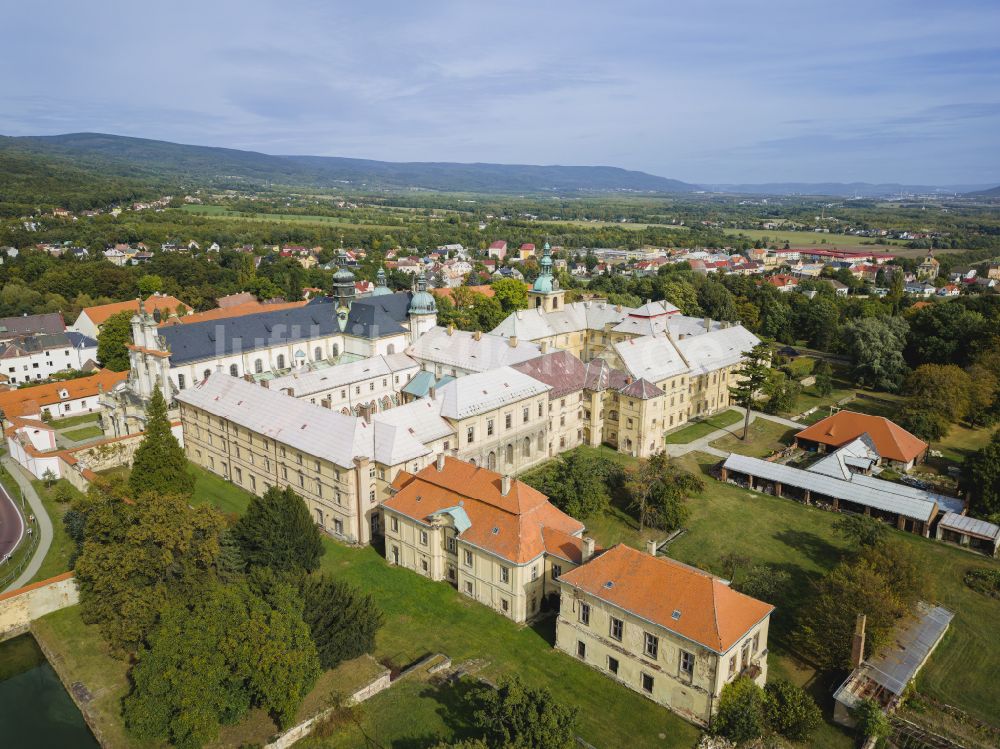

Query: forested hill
left=0, top=133, right=697, bottom=195
left=967, top=185, right=1000, bottom=197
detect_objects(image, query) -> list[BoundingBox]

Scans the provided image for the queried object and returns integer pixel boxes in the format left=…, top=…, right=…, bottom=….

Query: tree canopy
left=96, top=309, right=134, bottom=371
left=129, top=387, right=194, bottom=499
left=233, top=486, right=325, bottom=573
left=468, top=675, right=578, bottom=749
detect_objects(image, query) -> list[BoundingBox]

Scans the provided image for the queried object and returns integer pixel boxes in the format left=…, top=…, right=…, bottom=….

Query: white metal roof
left=674, top=325, right=760, bottom=375
left=177, top=373, right=453, bottom=469
left=267, top=353, right=419, bottom=397
left=723, top=453, right=941, bottom=522
left=613, top=336, right=689, bottom=383
left=938, top=512, right=1000, bottom=542
left=436, top=366, right=551, bottom=419
left=406, top=326, right=541, bottom=372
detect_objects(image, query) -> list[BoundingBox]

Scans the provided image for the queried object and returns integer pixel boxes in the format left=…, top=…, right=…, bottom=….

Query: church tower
left=407, top=270, right=438, bottom=342
left=332, top=267, right=356, bottom=329
left=528, top=242, right=565, bottom=312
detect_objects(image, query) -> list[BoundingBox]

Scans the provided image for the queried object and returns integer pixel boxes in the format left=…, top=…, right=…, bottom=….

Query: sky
left=1, top=0, right=999, bottom=185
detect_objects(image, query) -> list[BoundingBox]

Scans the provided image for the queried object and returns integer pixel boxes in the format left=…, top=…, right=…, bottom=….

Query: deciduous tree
left=468, top=675, right=577, bottom=749
left=96, top=309, right=134, bottom=371
left=624, top=451, right=703, bottom=532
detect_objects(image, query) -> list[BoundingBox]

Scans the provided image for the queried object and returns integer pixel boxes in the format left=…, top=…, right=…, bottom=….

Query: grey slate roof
left=159, top=293, right=413, bottom=365
left=938, top=512, right=1000, bottom=542
left=0, top=313, right=65, bottom=339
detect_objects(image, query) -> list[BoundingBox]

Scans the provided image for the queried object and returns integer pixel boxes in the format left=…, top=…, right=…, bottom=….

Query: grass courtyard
left=664, top=409, right=742, bottom=444
left=710, top=418, right=796, bottom=458
left=62, top=425, right=104, bottom=442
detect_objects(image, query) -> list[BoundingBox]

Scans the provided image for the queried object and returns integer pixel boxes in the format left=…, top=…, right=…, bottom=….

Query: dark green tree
left=833, top=514, right=888, bottom=548
left=696, top=280, right=738, bottom=321
left=300, top=574, right=384, bottom=669
left=961, top=430, right=1000, bottom=517
left=712, top=676, right=769, bottom=743
left=122, top=580, right=319, bottom=748
left=523, top=450, right=613, bottom=518
left=729, top=342, right=771, bottom=439
left=624, top=451, right=703, bottom=532
left=491, top=277, right=528, bottom=314
left=96, top=309, right=134, bottom=371
left=129, top=388, right=194, bottom=499
left=764, top=680, right=822, bottom=741
left=234, top=486, right=325, bottom=573
left=813, top=359, right=834, bottom=397
left=469, top=675, right=578, bottom=749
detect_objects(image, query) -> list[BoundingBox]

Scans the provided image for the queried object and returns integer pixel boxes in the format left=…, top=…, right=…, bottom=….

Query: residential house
left=382, top=456, right=588, bottom=623
left=0, top=313, right=65, bottom=343
left=487, top=240, right=508, bottom=261
left=70, top=293, right=192, bottom=339
left=794, top=410, right=928, bottom=471
left=0, top=368, right=127, bottom=421
left=0, top=332, right=98, bottom=385
left=555, top=543, right=774, bottom=726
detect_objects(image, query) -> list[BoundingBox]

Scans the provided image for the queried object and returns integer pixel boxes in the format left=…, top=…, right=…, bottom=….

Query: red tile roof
left=384, top=457, right=584, bottom=564
left=559, top=544, right=774, bottom=653
left=80, top=294, right=191, bottom=327
left=0, top=369, right=127, bottom=417
left=794, top=410, right=927, bottom=463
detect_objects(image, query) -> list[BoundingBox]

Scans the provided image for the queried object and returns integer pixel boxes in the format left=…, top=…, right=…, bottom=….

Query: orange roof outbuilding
left=0, top=369, right=127, bottom=418
left=78, top=294, right=191, bottom=328
left=794, top=410, right=927, bottom=464
left=558, top=544, right=774, bottom=653
left=384, top=457, right=584, bottom=564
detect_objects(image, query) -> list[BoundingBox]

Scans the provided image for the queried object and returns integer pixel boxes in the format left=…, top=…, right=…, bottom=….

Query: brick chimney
left=582, top=537, right=596, bottom=562
left=646, top=539, right=658, bottom=556
left=501, top=474, right=511, bottom=496
left=850, top=613, right=866, bottom=668
left=436, top=453, right=445, bottom=472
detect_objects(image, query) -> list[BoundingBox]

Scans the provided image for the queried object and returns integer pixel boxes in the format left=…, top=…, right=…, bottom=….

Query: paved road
left=2, top=456, right=53, bottom=593
left=0, top=478, right=25, bottom=560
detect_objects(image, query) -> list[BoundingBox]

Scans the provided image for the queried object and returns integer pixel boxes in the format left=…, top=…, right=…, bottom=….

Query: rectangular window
left=644, top=632, right=659, bottom=660
left=505, top=413, right=512, bottom=429
left=419, top=530, right=429, bottom=545
left=522, top=407, right=529, bottom=423
left=334, top=519, right=344, bottom=535
left=642, top=673, right=654, bottom=693
left=728, top=655, right=737, bottom=677
left=741, top=640, right=752, bottom=668
left=531, top=565, right=538, bottom=581
left=499, top=566, right=510, bottom=584
left=609, top=617, right=623, bottom=641
left=487, top=419, right=494, bottom=436
left=608, top=656, right=619, bottom=675
left=576, top=640, right=587, bottom=660
left=680, top=650, right=695, bottom=679
left=465, top=580, right=474, bottom=595
left=466, top=427, right=474, bottom=444
left=538, top=402, right=543, bottom=417
left=446, top=536, right=457, bottom=553
left=579, top=602, right=590, bottom=626
left=420, top=558, right=429, bottom=573
left=752, top=632, right=760, bottom=654
left=464, top=549, right=473, bottom=567
left=501, top=598, right=509, bottom=613
left=551, top=563, right=562, bottom=580
left=390, top=516, right=399, bottom=532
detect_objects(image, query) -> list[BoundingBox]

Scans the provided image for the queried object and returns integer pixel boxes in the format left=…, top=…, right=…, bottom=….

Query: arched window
left=254, top=359, right=263, bottom=374
left=314, top=346, right=322, bottom=361
left=276, top=354, right=286, bottom=369
left=537, top=433, right=544, bottom=451
left=177, top=374, right=186, bottom=390
left=229, top=364, right=238, bottom=377
left=386, top=344, right=395, bottom=355
left=470, top=458, right=477, bottom=467
left=487, top=451, right=497, bottom=471
left=203, top=369, right=211, bottom=381
left=505, top=443, right=514, bottom=464
left=522, top=437, right=531, bottom=457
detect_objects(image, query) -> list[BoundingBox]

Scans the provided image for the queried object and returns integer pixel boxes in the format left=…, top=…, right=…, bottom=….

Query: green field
left=28, top=480, right=81, bottom=584
left=534, top=218, right=691, bottom=232
left=61, top=425, right=103, bottom=442
left=723, top=228, right=895, bottom=249
left=174, top=205, right=397, bottom=229
left=49, top=413, right=101, bottom=429
left=710, top=418, right=796, bottom=458
left=664, top=409, right=743, bottom=444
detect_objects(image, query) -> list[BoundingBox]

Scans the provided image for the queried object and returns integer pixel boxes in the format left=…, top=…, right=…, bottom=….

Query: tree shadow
left=773, top=528, right=843, bottom=568
left=389, top=677, right=482, bottom=749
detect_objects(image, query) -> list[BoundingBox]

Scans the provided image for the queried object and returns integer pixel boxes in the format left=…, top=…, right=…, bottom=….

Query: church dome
left=409, top=290, right=437, bottom=314
left=532, top=274, right=554, bottom=294
left=332, top=267, right=356, bottom=284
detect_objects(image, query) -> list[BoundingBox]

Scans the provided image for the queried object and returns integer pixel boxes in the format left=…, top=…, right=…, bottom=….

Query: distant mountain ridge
left=705, top=182, right=996, bottom=197
left=0, top=133, right=697, bottom=194
left=966, top=185, right=1000, bottom=197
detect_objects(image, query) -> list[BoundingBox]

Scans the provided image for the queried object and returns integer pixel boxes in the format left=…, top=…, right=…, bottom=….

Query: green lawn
left=49, top=413, right=101, bottom=429
left=723, top=228, right=895, bottom=249
left=189, top=464, right=255, bottom=516
left=62, top=425, right=104, bottom=442
left=664, top=409, right=743, bottom=444
left=710, top=418, right=796, bottom=458
left=28, top=480, right=82, bottom=584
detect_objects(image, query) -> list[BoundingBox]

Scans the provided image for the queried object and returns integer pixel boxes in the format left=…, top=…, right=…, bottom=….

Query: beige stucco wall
left=554, top=582, right=770, bottom=726
left=0, top=574, right=79, bottom=641
left=451, top=393, right=550, bottom=474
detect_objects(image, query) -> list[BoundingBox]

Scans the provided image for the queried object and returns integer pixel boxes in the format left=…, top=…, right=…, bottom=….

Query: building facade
left=555, top=543, right=774, bottom=726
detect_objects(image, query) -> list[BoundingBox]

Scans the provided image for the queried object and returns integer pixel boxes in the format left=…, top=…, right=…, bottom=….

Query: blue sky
left=2, top=0, right=999, bottom=184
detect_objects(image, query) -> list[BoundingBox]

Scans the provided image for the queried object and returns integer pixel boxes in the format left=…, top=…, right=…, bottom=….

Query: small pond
left=0, top=634, right=99, bottom=748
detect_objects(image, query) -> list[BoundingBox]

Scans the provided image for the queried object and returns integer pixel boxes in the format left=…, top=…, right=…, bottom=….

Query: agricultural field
left=174, top=204, right=398, bottom=229
left=723, top=228, right=896, bottom=248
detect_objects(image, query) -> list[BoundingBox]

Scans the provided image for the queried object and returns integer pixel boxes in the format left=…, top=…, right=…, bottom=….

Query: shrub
left=764, top=680, right=822, bottom=742
left=712, top=677, right=768, bottom=744
left=964, top=568, right=1000, bottom=599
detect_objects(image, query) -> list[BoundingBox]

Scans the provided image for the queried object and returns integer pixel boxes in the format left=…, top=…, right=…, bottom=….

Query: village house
left=0, top=368, right=127, bottom=421
left=555, top=543, right=774, bottom=726
left=382, top=456, right=588, bottom=623
left=70, top=293, right=192, bottom=339
left=0, top=332, right=98, bottom=385
left=794, top=411, right=928, bottom=471
left=0, top=313, right=65, bottom=343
